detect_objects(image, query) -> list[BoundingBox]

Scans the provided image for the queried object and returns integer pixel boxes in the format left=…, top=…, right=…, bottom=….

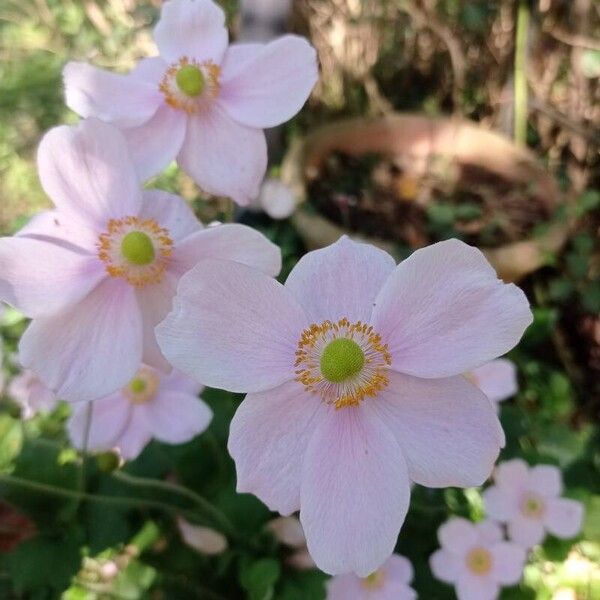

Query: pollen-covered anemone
left=62, top=0, right=318, bottom=205
left=157, top=236, right=533, bottom=576
left=430, top=518, right=526, bottom=600
left=68, top=366, right=210, bottom=461
left=0, top=118, right=281, bottom=402
left=483, top=459, right=584, bottom=548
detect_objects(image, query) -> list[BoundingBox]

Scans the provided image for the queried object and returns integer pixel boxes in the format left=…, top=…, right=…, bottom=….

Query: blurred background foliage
left=0, top=0, right=599, bottom=598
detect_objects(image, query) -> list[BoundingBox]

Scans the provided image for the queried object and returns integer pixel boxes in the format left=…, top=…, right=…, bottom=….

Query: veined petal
left=300, top=404, right=410, bottom=576
left=143, top=392, right=212, bottom=444
left=157, top=259, right=308, bottom=392
left=139, top=190, right=202, bottom=243
left=219, top=35, right=318, bottom=128
left=122, top=105, right=187, bottom=182
left=373, top=371, right=504, bottom=488
left=153, top=0, right=228, bottom=64
left=228, top=380, right=323, bottom=515
left=371, top=239, right=533, bottom=378
left=19, top=278, right=143, bottom=402
left=63, top=62, right=161, bottom=127
left=177, top=106, right=267, bottom=206
left=284, top=236, right=396, bottom=323
left=172, top=223, right=281, bottom=278
left=130, top=57, right=168, bottom=87
left=37, top=119, right=142, bottom=229
left=0, top=237, right=104, bottom=318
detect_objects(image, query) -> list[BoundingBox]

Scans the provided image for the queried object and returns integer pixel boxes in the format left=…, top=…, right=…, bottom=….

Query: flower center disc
left=123, top=368, right=159, bottom=404
left=320, top=338, right=365, bottom=383
left=176, top=64, right=205, bottom=97
left=361, top=569, right=385, bottom=590
left=466, top=547, right=492, bottom=576
left=121, top=231, right=155, bottom=266
left=521, top=494, right=545, bottom=519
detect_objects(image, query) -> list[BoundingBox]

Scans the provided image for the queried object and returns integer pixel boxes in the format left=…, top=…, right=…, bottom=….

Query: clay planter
left=282, top=114, right=567, bottom=282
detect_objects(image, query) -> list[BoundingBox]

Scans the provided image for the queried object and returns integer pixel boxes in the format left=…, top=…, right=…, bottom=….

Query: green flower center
left=521, top=494, right=545, bottom=518
left=320, top=338, right=365, bottom=383
left=129, top=378, right=147, bottom=394
left=121, top=231, right=155, bottom=266
left=176, top=65, right=205, bottom=97
left=466, top=547, right=492, bottom=575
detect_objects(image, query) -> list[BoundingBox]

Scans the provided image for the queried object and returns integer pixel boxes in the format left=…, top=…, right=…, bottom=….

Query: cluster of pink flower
left=0, top=0, right=581, bottom=593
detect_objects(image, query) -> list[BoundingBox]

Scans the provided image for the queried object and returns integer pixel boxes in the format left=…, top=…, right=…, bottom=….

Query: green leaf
left=240, top=558, right=281, bottom=600
left=0, top=414, right=23, bottom=471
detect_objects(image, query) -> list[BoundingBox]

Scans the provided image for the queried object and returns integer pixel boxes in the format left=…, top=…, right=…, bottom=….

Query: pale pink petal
left=219, top=35, right=317, bottom=129
left=373, top=371, right=504, bottom=488
left=258, top=178, right=296, bottom=220
left=63, top=62, right=161, bottom=127
left=476, top=521, right=503, bottom=544
left=469, top=359, right=518, bottom=403
left=266, top=516, right=306, bottom=548
left=456, top=574, right=498, bottom=600
left=37, top=119, right=142, bottom=229
left=371, top=239, right=533, bottom=378
left=130, top=57, right=168, bottom=86
left=143, top=391, right=212, bottom=444
left=507, top=515, right=545, bottom=548
left=544, top=498, right=583, bottom=539
left=139, top=189, right=202, bottom=242
left=326, top=575, right=363, bottom=600
left=385, top=554, right=414, bottom=585
left=136, top=273, right=178, bottom=372
left=153, top=0, right=228, bottom=64
left=68, top=395, right=130, bottom=451
left=0, top=237, right=104, bottom=318
left=177, top=517, right=227, bottom=555
left=228, top=380, right=323, bottom=515
left=284, top=236, right=396, bottom=323
left=157, top=259, right=307, bottom=392
left=162, top=369, right=204, bottom=396
left=430, top=549, right=461, bottom=583
left=172, top=223, right=281, bottom=278
left=300, top=404, right=410, bottom=576
left=490, top=542, right=526, bottom=585
left=123, top=105, right=187, bottom=182
left=438, top=518, right=478, bottom=555
left=115, top=408, right=152, bottom=460
left=483, top=485, right=520, bottom=522
left=17, top=210, right=98, bottom=252
left=177, top=106, right=267, bottom=206
left=379, top=583, right=417, bottom=600
left=19, top=278, right=143, bottom=402
left=494, top=459, right=529, bottom=492
left=527, top=465, right=562, bottom=498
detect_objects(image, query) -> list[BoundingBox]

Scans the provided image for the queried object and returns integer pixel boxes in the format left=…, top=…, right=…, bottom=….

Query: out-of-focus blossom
left=8, top=370, right=58, bottom=419
left=327, top=554, right=416, bottom=600
left=68, top=366, right=210, bottom=461
left=430, top=518, right=526, bottom=600
left=177, top=517, right=227, bottom=555
left=158, top=237, right=532, bottom=575
left=0, top=118, right=280, bottom=402
left=466, top=358, right=518, bottom=405
left=63, top=0, right=317, bottom=205
left=267, top=516, right=315, bottom=569
left=254, top=178, right=296, bottom=220
left=483, top=459, right=584, bottom=548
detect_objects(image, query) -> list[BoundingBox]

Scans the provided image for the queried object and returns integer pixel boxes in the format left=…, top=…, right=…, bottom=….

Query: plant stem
left=514, top=0, right=529, bottom=146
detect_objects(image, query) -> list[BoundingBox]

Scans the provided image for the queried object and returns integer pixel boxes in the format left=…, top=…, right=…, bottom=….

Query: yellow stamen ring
left=98, top=216, right=173, bottom=287
left=123, top=367, right=159, bottom=404
left=160, top=57, right=220, bottom=113
left=466, top=547, right=493, bottom=576
left=295, top=318, right=392, bottom=409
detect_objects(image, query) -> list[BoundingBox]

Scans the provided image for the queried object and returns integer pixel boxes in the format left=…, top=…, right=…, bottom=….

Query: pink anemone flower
left=157, top=236, right=532, bottom=575
left=0, top=118, right=280, bottom=402
left=483, top=459, right=584, bottom=548
left=63, top=0, right=318, bottom=205
left=327, top=554, right=417, bottom=600
left=68, top=365, right=209, bottom=461
left=430, top=518, right=526, bottom=600
left=466, top=358, right=518, bottom=406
